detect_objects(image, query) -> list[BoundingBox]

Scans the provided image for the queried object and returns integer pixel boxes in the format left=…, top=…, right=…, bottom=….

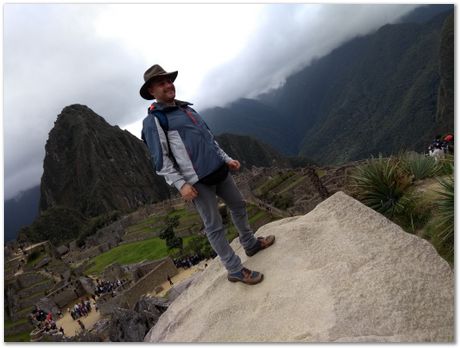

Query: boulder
left=78, top=276, right=95, bottom=295
left=108, top=296, right=169, bottom=342
left=34, top=257, right=50, bottom=269
left=145, top=192, right=454, bottom=343
left=56, top=245, right=69, bottom=256
left=35, top=297, right=59, bottom=317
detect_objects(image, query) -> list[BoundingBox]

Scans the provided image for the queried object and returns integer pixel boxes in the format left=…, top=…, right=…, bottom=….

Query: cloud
left=4, top=4, right=147, bottom=199
left=192, top=4, right=420, bottom=110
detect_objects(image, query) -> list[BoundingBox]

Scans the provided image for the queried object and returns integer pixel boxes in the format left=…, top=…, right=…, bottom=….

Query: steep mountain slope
left=202, top=6, right=453, bottom=165
left=297, top=11, right=449, bottom=164
left=434, top=12, right=454, bottom=133
left=39, top=104, right=171, bottom=217
left=203, top=99, right=296, bottom=155
left=215, top=133, right=313, bottom=169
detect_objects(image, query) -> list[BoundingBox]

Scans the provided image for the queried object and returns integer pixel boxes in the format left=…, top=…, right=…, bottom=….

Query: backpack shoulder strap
left=148, top=107, right=178, bottom=166
left=150, top=109, right=169, bottom=132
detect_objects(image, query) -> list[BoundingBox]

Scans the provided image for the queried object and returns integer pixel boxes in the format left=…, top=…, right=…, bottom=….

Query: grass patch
left=254, top=171, right=296, bottom=196
left=4, top=331, right=31, bottom=342
left=168, top=208, right=191, bottom=219
left=277, top=175, right=307, bottom=195
left=125, top=215, right=164, bottom=235
left=5, top=318, right=28, bottom=329
left=26, top=251, right=46, bottom=267
left=316, top=169, right=327, bottom=178
left=85, top=237, right=169, bottom=275
left=249, top=210, right=268, bottom=225
left=85, top=236, right=196, bottom=275
left=15, top=306, right=35, bottom=319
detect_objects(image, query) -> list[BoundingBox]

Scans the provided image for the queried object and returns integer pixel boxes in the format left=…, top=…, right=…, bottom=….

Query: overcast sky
left=4, top=3, right=421, bottom=200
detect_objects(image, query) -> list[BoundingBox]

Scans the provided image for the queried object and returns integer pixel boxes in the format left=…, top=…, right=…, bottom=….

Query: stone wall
left=101, top=263, right=132, bottom=282
left=17, top=272, right=50, bottom=288
left=46, top=280, right=86, bottom=308
left=17, top=280, right=53, bottom=299
left=121, top=257, right=178, bottom=308
left=99, top=257, right=178, bottom=314
left=124, top=259, right=168, bottom=282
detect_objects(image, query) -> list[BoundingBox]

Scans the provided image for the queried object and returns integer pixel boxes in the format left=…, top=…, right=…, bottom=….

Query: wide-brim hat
left=140, top=64, right=178, bottom=100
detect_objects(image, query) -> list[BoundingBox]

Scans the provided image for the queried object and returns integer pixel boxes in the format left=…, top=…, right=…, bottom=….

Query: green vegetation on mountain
left=216, top=133, right=296, bottom=168
left=17, top=206, right=88, bottom=245
left=203, top=7, right=453, bottom=166
left=18, top=207, right=122, bottom=247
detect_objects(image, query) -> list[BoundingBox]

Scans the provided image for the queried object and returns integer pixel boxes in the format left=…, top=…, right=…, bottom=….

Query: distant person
left=140, top=64, right=275, bottom=285
left=167, top=275, right=174, bottom=286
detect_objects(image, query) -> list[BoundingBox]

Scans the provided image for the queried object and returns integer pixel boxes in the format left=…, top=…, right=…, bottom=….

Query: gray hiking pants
left=192, top=174, right=258, bottom=274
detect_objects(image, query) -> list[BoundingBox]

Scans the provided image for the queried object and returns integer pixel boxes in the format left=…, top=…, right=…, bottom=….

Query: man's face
left=148, top=76, right=176, bottom=103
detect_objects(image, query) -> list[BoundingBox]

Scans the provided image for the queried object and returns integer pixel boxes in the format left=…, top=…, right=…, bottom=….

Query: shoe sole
left=227, top=273, right=264, bottom=285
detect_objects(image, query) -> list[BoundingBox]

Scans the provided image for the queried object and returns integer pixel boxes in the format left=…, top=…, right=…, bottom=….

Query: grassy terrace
left=86, top=202, right=278, bottom=275
left=84, top=236, right=195, bottom=275
left=253, top=171, right=297, bottom=197
left=124, top=208, right=201, bottom=240
left=4, top=331, right=31, bottom=342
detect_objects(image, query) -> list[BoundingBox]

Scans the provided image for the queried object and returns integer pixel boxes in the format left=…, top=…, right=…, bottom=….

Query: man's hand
left=227, top=160, right=241, bottom=171
left=180, top=183, right=198, bottom=201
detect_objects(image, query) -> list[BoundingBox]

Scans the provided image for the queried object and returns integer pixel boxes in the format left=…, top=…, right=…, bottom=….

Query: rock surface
left=108, top=296, right=169, bottom=342
left=145, top=192, right=454, bottom=343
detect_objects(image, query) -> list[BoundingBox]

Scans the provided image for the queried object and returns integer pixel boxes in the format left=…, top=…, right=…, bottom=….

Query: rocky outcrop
left=145, top=192, right=454, bottom=343
left=107, top=296, right=169, bottom=342
left=39, top=104, right=171, bottom=217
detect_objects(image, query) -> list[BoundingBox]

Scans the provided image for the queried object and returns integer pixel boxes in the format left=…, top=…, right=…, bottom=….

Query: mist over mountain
left=202, top=5, right=454, bottom=165
left=4, top=186, right=40, bottom=242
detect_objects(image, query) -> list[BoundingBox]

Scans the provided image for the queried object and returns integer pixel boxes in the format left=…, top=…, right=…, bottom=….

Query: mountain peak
left=39, top=105, right=171, bottom=218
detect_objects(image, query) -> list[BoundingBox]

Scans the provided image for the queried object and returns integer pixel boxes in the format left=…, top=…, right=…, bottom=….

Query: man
left=140, top=64, right=275, bottom=285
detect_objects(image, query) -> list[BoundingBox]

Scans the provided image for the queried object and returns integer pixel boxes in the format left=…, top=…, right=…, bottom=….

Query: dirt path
left=57, top=263, right=209, bottom=336
left=148, top=264, right=205, bottom=298
left=56, top=299, right=100, bottom=337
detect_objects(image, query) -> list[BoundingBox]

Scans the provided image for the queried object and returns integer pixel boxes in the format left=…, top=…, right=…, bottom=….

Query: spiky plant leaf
left=400, top=152, right=439, bottom=180
left=433, top=172, right=454, bottom=248
left=349, top=155, right=413, bottom=219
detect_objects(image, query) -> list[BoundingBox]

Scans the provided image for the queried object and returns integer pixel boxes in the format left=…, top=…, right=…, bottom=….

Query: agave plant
left=436, top=154, right=455, bottom=176
left=399, top=151, right=439, bottom=181
left=349, top=155, right=413, bottom=219
left=432, top=171, right=454, bottom=255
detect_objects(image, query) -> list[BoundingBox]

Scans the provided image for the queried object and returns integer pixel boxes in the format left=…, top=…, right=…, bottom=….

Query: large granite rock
left=145, top=192, right=454, bottom=343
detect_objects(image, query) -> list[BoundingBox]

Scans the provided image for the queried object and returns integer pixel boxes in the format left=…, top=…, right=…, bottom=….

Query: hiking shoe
left=245, top=235, right=276, bottom=257
left=227, top=267, right=264, bottom=285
